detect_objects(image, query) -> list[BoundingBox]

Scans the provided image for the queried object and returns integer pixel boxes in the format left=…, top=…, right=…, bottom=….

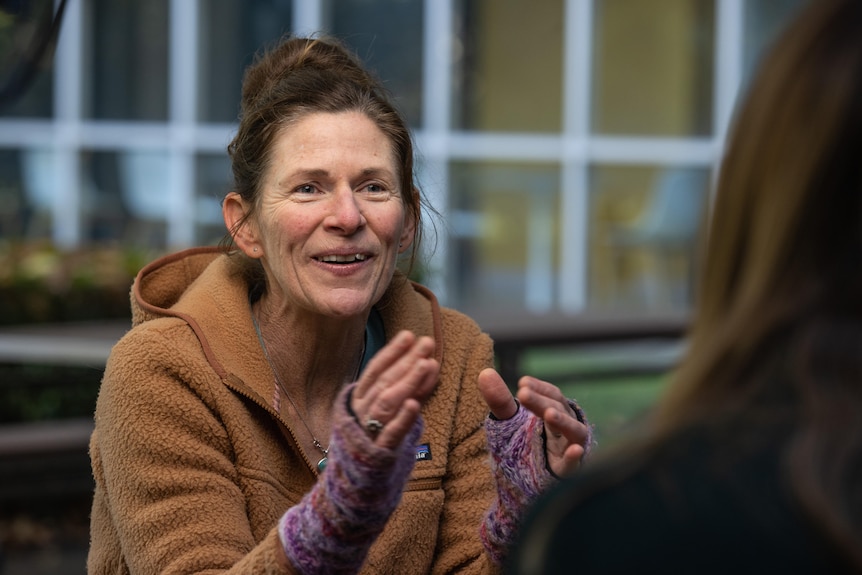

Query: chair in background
left=118, top=150, right=170, bottom=247
left=121, top=151, right=229, bottom=248
left=22, top=148, right=127, bottom=242
left=605, top=166, right=710, bottom=310
left=20, top=148, right=56, bottom=238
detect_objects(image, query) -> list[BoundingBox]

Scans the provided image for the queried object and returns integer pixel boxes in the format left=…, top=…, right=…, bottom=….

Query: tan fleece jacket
left=88, top=247, right=500, bottom=574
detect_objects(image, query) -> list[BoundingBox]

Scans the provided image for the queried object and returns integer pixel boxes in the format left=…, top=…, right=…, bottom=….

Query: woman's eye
left=296, top=184, right=316, bottom=194
left=360, top=182, right=399, bottom=202
left=362, top=183, right=392, bottom=198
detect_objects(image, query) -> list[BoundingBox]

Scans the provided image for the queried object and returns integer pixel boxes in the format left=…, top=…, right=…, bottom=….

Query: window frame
left=0, top=0, right=753, bottom=313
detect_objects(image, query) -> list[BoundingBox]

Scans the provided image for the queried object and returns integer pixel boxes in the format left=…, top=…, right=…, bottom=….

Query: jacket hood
left=132, top=246, right=226, bottom=325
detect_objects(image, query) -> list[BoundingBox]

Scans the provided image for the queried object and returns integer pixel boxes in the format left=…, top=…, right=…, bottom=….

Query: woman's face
left=246, top=110, right=414, bottom=318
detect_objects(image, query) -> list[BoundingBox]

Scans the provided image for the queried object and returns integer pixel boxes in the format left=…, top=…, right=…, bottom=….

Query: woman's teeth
left=318, top=254, right=367, bottom=263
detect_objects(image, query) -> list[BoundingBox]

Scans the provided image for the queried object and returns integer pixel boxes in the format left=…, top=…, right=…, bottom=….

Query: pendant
left=317, top=457, right=328, bottom=472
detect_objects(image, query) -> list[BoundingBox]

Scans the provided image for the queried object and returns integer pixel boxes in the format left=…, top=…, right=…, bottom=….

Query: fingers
left=477, top=368, right=518, bottom=420
left=369, top=354, right=437, bottom=423
left=517, top=377, right=586, bottom=445
left=372, top=398, right=421, bottom=450
left=517, top=376, right=589, bottom=477
left=552, top=442, right=587, bottom=477
left=543, top=404, right=589, bottom=451
left=351, top=330, right=440, bottom=448
left=354, top=331, right=423, bottom=399
left=515, top=376, right=571, bottom=418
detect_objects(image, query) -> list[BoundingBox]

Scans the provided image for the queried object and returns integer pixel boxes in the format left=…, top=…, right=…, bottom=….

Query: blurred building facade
left=0, top=0, right=805, bottom=314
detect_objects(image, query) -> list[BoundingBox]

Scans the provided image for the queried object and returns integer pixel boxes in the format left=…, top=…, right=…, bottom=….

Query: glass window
left=198, top=0, right=293, bottom=123
left=452, top=0, right=564, bottom=132
left=0, top=0, right=817, bottom=318
left=0, top=0, right=55, bottom=118
left=448, top=161, right=561, bottom=312
left=588, top=164, right=711, bottom=311
left=323, top=0, right=424, bottom=129
left=16, top=147, right=56, bottom=240
left=86, top=0, right=169, bottom=120
left=592, top=0, right=715, bottom=136
left=0, top=150, right=27, bottom=237
left=742, top=0, right=807, bottom=87
left=82, top=150, right=172, bottom=247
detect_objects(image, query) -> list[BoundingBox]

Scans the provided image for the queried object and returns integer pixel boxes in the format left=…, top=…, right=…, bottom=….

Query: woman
left=87, top=36, right=590, bottom=574
left=507, top=0, right=862, bottom=573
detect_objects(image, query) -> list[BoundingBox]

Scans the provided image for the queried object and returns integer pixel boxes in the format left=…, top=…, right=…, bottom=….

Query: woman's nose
left=324, top=186, right=366, bottom=233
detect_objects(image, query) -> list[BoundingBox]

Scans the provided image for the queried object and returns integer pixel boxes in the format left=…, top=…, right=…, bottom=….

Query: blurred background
left=0, top=0, right=805, bottom=572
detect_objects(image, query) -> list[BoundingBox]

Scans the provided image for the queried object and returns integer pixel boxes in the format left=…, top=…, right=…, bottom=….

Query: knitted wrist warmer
left=279, top=383, right=423, bottom=575
left=480, top=404, right=555, bottom=565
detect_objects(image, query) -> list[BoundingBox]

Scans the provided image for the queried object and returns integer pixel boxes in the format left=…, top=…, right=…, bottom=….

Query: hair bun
left=240, top=36, right=377, bottom=117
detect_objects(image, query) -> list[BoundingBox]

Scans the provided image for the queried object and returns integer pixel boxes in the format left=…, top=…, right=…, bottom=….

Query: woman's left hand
left=478, top=368, right=588, bottom=477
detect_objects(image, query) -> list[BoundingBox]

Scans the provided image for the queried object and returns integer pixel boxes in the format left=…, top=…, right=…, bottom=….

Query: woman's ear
left=223, top=192, right=262, bottom=258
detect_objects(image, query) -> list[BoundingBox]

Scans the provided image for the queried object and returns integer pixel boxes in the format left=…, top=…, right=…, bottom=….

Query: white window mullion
left=524, top=172, right=556, bottom=312
left=51, top=0, right=85, bottom=248
left=713, top=0, right=743, bottom=169
left=444, top=133, right=559, bottom=161
left=707, top=0, right=744, bottom=222
left=589, top=136, right=715, bottom=165
left=168, top=0, right=199, bottom=247
left=293, top=0, right=323, bottom=36
left=559, top=0, right=594, bottom=312
left=417, top=0, right=454, bottom=302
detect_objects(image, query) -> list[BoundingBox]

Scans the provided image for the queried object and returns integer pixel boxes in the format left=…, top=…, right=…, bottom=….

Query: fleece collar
left=131, top=246, right=443, bottom=407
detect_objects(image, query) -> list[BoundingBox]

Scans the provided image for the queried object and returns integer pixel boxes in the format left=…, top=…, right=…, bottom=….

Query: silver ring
left=365, top=418, right=384, bottom=434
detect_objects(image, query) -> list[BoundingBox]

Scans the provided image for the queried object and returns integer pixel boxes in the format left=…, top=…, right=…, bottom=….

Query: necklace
left=250, top=306, right=364, bottom=473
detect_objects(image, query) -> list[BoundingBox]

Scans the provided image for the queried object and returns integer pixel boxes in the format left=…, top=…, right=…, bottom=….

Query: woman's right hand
left=280, top=332, right=437, bottom=572
left=350, top=330, right=440, bottom=450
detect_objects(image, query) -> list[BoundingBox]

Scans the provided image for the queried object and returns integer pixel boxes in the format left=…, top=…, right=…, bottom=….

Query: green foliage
left=0, top=241, right=158, bottom=325
left=515, top=342, right=677, bottom=450
left=558, top=376, right=668, bottom=449
left=0, top=364, right=102, bottom=423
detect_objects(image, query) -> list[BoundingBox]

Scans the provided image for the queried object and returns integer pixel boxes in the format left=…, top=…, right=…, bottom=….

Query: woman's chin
left=315, top=293, right=377, bottom=319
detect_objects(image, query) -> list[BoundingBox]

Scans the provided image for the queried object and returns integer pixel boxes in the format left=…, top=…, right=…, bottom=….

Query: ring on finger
left=365, top=418, right=384, bottom=435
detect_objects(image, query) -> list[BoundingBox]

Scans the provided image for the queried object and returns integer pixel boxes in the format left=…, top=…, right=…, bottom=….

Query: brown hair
left=223, top=35, right=429, bottom=276
left=654, top=0, right=862, bottom=565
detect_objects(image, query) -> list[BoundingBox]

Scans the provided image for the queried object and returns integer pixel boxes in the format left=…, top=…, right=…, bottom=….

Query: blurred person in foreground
left=87, top=35, right=591, bottom=575
left=507, top=0, right=862, bottom=573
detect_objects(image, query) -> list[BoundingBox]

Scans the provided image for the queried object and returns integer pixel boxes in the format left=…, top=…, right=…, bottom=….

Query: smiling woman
left=86, top=35, right=591, bottom=575
left=223, top=111, right=413, bottom=322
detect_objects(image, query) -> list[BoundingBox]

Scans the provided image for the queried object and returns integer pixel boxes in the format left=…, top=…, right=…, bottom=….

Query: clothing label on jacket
left=415, top=444, right=432, bottom=461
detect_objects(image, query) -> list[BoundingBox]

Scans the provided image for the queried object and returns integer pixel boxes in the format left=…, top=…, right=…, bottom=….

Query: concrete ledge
left=0, top=320, right=128, bottom=366
left=0, top=418, right=94, bottom=456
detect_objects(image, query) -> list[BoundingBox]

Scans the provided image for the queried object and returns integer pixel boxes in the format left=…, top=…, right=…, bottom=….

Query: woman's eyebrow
left=276, top=166, right=396, bottom=188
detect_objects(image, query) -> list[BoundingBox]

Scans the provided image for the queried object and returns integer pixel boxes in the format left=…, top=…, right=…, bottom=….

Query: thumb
left=477, top=368, right=518, bottom=420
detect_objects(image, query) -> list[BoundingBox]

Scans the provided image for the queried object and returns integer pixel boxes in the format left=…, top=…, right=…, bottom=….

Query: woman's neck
left=251, top=295, right=367, bottom=411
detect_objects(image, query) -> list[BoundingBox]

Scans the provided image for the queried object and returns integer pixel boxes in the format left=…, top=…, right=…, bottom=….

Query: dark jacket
left=507, top=401, right=855, bottom=574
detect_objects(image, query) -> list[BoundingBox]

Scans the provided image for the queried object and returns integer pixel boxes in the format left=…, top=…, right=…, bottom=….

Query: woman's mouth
left=316, top=254, right=368, bottom=264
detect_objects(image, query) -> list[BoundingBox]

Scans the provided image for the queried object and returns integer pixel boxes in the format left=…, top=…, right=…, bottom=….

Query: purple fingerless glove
left=279, top=383, right=423, bottom=575
left=480, top=400, right=591, bottom=565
